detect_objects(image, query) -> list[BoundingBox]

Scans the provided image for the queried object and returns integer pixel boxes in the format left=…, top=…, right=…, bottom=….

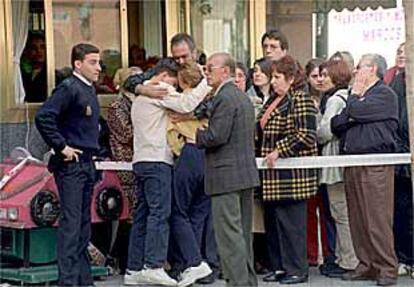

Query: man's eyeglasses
left=205, top=65, right=224, bottom=73
left=355, top=64, right=372, bottom=70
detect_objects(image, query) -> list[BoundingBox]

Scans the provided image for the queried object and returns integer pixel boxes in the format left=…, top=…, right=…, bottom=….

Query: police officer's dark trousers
left=54, top=159, right=96, bottom=286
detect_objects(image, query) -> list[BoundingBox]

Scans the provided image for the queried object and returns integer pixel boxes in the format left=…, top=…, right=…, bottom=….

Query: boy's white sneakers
left=124, top=269, right=145, bottom=285
left=178, top=261, right=213, bottom=287
left=397, top=263, right=411, bottom=276
left=124, top=267, right=177, bottom=286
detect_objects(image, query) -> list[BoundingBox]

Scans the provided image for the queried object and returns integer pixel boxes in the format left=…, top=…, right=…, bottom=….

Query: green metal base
left=1, top=227, right=58, bottom=264
left=0, top=264, right=109, bottom=284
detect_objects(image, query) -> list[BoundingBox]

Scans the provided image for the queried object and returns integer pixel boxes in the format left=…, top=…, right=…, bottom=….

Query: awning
left=313, top=0, right=397, bottom=13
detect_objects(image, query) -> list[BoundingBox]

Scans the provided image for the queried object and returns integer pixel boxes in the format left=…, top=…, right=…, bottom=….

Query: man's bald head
left=208, top=53, right=236, bottom=75
left=205, top=53, right=235, bottom=89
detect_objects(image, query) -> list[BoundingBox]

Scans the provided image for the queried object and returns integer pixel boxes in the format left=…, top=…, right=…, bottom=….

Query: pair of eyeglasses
left=355, top=64, right=372, bottom=70
left=204, top=65, right=224, bottom=73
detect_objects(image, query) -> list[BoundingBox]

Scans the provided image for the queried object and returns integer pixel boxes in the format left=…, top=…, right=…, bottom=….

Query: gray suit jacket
left=196, top=81, right=260, bottom=195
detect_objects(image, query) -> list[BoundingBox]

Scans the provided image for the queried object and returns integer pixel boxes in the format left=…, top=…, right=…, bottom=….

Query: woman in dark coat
left=257, top=55, right=318, bottom=284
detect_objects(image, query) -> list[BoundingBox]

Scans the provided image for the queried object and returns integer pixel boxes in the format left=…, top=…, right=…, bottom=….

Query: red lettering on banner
left=362, top=30, right=371, bottom=41
left=362, top=26, right=402, bottom=42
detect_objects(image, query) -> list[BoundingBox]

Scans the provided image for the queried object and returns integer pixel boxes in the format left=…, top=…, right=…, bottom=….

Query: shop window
left=20, top=31, right=48, bottom=103
left=29, top=1, right=45, bottom=32
left=52, top=0, right=122, bottom=94
left=14, top=0, right=48, bottom=103
left=190, top=0, right=250, bottom=66
left=127, top=0, right=166, bottom=71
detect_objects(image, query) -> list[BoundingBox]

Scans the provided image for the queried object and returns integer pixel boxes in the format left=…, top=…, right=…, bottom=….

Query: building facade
left=0, top=0, right=400, bottom=160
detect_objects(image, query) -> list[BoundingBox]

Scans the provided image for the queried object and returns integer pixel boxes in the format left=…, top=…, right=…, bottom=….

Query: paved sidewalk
left=95, top=267, right=414, bottom=286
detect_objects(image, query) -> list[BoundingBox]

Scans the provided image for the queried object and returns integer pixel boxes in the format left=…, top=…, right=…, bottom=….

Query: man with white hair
left=196, top=52, right=260, bottom=286
left=332, top=54, right=399, bottom=286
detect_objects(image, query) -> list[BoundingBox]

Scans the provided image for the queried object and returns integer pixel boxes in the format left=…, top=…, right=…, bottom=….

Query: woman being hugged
left=257, top=55, right=318, bottom=284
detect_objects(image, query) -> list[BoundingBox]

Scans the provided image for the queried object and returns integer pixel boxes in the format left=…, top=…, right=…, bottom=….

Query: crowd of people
left=34, top=28, right=412, bottom=287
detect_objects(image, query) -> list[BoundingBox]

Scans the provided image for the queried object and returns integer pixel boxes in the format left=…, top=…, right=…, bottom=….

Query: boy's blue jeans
left=127, top=162, right=172, bottom=270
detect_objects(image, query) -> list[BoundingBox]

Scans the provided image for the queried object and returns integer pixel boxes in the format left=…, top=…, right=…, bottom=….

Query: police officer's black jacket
left=35, top=75, right=100, bottom=154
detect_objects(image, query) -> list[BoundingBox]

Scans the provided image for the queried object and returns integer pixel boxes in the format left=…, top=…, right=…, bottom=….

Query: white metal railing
left=94, top=153, right=412, bottom=171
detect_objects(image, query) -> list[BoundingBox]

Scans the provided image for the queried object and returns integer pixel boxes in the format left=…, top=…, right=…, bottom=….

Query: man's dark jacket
left=331, top=80, right=398, bottom=154
left=196, top=81, right=260, bottom=195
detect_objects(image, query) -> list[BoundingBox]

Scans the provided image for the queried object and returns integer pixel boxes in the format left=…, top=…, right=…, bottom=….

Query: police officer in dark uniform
left=35, top=43, right=101, bottom=286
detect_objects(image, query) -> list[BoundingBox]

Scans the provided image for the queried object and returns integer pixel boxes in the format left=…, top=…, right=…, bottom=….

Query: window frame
left=1, top=0, right=130, bottom=122
left=249, top=0, right=266, bottom=65
left=46, top=0, right=129, bottom=97
left=0, top=0, right=15, bottom=121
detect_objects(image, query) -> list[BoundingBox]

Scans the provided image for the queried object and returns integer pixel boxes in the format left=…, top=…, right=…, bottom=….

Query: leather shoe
left=319, top=262, right=339, bottom=276
left=196, top=272, right=216, bottom=284
left=326, top=266, right=353, bottom=278
left=263, top=271, right=286, bottom=282
left=255, top=263, right=269, bottom=275
left=377, top=277, right=397, bottom=286
left=279, top=274, right=308, bottom=284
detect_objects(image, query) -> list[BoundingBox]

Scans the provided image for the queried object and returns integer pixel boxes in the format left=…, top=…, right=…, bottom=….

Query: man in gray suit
left=196, top=52, right=260, bottom=286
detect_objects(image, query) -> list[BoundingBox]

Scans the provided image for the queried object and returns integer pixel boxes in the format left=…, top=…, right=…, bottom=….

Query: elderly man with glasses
left=332, top=54, right=399, bottom=286
left=196, top=53, right=260, bottom=287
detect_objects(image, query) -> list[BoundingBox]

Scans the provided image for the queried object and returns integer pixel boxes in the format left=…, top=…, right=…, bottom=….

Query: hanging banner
left=328, top=3, right=405, bottom=65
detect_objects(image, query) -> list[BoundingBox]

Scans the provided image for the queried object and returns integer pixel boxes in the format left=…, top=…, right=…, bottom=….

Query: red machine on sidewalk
left=0, top=148, right=129, bottom=284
